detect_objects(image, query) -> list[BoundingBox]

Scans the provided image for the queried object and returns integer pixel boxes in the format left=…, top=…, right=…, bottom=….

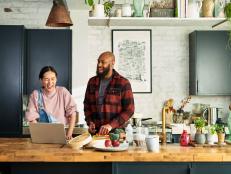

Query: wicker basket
left=68, top=132, right=92, bottom=150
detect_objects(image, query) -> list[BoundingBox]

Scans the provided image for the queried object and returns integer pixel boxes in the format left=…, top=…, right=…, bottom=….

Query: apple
left=112, top=140, right=120, bottom=147
left=104, top=140, right=112, bottom=147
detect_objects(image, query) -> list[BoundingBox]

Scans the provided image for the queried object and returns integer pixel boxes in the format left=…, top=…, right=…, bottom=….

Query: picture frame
left=112, top=29, right=152, bottom=93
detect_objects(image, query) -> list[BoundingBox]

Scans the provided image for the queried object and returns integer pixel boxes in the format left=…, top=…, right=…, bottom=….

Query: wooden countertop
left=1, top=138, right=231, bottom=162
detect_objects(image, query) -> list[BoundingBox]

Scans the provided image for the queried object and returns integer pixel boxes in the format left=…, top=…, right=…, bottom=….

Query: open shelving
left=88, top=17, right=227, bottom=27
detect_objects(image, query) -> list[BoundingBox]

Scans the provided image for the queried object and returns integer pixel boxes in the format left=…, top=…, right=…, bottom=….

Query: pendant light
left=46, top=0, right=73, bottom=27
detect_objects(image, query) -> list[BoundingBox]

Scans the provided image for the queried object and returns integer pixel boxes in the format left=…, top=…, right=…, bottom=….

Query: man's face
left=96, top=55, right=113, bottom=78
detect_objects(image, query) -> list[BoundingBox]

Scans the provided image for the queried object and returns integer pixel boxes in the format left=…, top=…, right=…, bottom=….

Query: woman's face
left=41, top=71, right=57, bottom=93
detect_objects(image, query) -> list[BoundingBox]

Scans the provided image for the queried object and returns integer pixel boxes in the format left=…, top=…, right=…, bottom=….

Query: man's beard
left=96, top=65, right=110, bottom=78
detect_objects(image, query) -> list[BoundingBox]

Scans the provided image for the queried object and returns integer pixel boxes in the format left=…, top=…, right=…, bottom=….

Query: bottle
left=125, top=123, right=133, bottom=145
left=180, top=130, right=190, bottom=146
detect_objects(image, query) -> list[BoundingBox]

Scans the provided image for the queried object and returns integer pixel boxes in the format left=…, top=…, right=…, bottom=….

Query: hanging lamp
left=46, top=0, right=73, bottom=27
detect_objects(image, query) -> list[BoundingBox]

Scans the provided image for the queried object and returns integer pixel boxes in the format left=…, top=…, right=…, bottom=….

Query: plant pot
left=206, top=133, right=216, bottom=145
left=195, top=133, right=206, bottom=144
left=217, top=133, right=225, bottom=145
left=93, top=4, right=105, bottom=18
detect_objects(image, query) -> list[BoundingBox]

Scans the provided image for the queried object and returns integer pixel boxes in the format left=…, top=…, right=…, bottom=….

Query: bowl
left=68, top=132, right=92, bottom=150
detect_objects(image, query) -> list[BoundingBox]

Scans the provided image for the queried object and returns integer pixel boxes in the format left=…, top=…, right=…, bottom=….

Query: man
left=84, top=51, right=134, bottom=135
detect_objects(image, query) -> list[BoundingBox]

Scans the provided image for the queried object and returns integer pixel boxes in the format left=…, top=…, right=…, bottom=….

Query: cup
left=133, top=133, right=145, bottom=147
left=145, top=135, right=159, bottom=152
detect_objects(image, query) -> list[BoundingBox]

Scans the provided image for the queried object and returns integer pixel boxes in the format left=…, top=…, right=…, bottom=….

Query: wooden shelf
left=88, top=17, right=226, bottom=27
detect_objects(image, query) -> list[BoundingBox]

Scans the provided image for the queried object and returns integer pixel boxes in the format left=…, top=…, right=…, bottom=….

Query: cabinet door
left=0, top=26, right=23, bottom=136
left=113, top=162, right=190, bottom=174
left=190, top=162, right=231, bottom=174
left=189, top=31, right=231, bottom=95
left=26, top=29, right=72, bottom=94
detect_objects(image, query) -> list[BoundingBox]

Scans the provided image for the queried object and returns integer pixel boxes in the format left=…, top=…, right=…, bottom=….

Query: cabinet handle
left=196, top=80, right=198, bottom=93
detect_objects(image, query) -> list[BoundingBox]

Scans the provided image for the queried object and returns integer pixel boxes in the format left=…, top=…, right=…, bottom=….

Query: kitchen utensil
left=132, top=118, right=152, bottom=127
left=202, top=107, right=223, bottom=125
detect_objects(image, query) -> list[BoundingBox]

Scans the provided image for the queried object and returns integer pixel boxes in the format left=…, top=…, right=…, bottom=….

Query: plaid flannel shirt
left=84, top=70, right=134, bottom=131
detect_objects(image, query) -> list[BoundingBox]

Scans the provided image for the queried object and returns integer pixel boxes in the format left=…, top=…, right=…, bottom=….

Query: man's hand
left=88, top=122, right=96, bottom=134
left=99, top=124, right=112, bottom=135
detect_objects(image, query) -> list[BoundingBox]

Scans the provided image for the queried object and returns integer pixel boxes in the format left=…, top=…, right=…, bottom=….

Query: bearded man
left=84, top=51, right=134, bottom=135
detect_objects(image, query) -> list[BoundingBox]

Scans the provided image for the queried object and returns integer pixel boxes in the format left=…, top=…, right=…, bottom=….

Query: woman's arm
left=66, top=112, right=76, bottom=140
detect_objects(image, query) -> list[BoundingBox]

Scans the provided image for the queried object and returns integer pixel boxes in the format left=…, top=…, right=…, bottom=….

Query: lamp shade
left=46, top=0, right=73, bottom=27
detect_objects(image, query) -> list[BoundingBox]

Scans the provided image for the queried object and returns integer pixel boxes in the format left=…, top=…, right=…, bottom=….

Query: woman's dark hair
left=39, top=66, right=58, bottom=79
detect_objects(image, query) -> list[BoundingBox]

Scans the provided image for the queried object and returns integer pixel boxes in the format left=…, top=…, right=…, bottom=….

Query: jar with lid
left=122, top=3, right=132, bottom=17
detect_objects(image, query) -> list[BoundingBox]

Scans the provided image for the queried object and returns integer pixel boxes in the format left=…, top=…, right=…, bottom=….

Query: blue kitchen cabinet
left=0, top=25, right=24, bottom=137
left=113, top=162, right=190, bottom=174
left=189, top=31, right=231, bottom=95
left=25, top=29, right=72, bottom=94
left=190, top=162, right=231, bottom=174
left=0, top=26, right=72, bottom=137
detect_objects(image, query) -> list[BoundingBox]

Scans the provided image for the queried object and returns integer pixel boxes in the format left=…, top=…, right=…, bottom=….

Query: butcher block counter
left=0, top=138, right=231, bottom=162
left=2, top=138, right=231, bottom=174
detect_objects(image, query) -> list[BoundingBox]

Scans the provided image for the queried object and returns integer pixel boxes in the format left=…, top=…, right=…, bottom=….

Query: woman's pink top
left=25, top=86, right=77, bottom=125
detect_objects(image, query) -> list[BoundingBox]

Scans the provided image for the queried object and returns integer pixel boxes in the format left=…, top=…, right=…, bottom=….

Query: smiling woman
left=25, top=66, right=78, bottom=140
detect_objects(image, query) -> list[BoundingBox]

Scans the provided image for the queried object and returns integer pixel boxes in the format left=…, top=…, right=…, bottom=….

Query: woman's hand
left=30, top=120, right=38, bottom=123
left=66, top=131, right=73, bottom=140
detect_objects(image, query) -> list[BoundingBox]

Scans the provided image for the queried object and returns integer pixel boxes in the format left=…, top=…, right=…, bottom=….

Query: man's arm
left=84, top=80, right=95, bottom=133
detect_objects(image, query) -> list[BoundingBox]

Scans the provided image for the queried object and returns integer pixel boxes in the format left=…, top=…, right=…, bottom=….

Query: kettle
left=202, top=107, right=223, bottom=125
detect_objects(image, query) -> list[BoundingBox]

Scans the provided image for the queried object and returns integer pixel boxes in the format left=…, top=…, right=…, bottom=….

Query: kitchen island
left=0, top=138, right=231, bottom=174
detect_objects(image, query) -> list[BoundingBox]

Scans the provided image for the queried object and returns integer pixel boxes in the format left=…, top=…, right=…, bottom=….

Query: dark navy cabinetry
left=26, top=29, right=72, bottom=94
left=1, top=162, right=231, bottom=174
left=0, top=26, right=72, bottom=137
left=0, top=26, right=24, bottom=137
left=189, top=31, right=231, bottom=95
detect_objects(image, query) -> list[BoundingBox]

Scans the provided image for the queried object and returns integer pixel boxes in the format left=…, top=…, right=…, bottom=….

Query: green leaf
left=85, top=0, right=94, bottom=6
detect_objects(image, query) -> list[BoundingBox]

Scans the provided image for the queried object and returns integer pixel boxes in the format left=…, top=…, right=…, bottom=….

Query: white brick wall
left=88, top=26, right=231, bottom=122
left=0, top=0, right=230, bottom=124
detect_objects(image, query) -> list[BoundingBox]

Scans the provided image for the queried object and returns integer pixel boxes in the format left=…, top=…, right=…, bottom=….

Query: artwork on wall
left=112, top=29, right=152, bottom=93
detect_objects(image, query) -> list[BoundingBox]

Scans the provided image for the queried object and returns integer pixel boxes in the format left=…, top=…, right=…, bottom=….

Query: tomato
left=104, top=140, right=112, bottom=147
left=112, top=140, right=120, bottom=147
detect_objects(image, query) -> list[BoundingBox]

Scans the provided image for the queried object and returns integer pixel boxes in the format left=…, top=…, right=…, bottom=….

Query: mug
left=145, top=135, right=159, bottom=152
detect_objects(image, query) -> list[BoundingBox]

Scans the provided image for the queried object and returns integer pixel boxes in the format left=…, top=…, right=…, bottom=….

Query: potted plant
left=194, top=117, right=206, bottom=144
left=215, top=123, right=225, bottom=145
left=85, top=0, right=114, bottom=17
left=206, top=125, right=217, bottom=145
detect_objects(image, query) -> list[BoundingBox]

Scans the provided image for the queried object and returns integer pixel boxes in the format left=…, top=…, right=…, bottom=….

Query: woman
left=25, top=66, right=77, bottom=140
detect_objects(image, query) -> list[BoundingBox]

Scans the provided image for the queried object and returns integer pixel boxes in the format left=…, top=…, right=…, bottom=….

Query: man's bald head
left=99, top=51, right=115, bottom=64
left=97, top=51, right=115, bottom=79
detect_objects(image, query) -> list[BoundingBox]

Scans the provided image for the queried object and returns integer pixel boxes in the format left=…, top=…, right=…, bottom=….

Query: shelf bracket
left=212, top=19, right=228, bottom=28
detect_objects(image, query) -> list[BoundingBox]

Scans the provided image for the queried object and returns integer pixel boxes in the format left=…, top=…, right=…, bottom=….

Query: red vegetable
left=104, top=140, right=112, bottom=147
left=112, top=140, right=120, bottom=147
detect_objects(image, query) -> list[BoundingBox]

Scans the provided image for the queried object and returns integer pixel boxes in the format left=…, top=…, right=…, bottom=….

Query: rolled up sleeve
left=25, top=91, right=39, bottom=122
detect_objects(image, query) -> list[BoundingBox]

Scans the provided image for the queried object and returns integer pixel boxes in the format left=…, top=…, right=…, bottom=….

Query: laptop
left=29, top=123, right=67, bottom=144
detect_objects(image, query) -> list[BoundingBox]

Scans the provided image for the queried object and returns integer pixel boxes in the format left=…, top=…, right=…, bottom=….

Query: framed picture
left=112, top=29, right=152, bottom=93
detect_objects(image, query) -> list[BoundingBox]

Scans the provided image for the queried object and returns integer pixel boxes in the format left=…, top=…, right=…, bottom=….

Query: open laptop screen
left=29, top=123, right=67, bottom=144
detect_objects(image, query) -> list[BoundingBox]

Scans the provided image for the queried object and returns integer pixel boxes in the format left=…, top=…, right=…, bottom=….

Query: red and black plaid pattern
left=84, top=70, right=134, bottom=130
